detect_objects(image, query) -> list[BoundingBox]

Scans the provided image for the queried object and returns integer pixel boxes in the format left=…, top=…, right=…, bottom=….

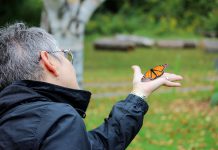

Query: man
left=0, top=23, right=183, bottom=150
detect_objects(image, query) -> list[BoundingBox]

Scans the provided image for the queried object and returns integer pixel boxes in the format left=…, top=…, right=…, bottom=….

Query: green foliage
left=1, top=0, right=217, bottom=36
left=87, top=0, right=218, bottom=36
left=203, top=9, right=218, bottom=32
left=0, top=0, right=43, bottom=26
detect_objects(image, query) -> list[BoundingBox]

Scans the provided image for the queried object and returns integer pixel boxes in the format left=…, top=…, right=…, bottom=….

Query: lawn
left=83, top=36, right=218, bottom=150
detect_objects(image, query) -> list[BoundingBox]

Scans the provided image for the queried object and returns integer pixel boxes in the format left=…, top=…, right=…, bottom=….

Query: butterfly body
left=141, top=64, right=168, bottom=81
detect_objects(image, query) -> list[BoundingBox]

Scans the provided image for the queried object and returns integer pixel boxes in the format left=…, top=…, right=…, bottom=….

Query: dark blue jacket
left=0, top=80, right=149, bottom=150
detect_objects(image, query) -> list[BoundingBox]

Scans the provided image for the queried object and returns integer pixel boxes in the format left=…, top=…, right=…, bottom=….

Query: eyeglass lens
left=64, top=51, right=73, bottom=62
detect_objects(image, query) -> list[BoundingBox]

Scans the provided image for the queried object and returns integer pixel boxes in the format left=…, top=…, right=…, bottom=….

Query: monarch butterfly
left=141, top=64, right=168, bottom=81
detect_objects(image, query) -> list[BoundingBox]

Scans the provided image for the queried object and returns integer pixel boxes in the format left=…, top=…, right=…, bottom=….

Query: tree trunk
left=41, top=0, right=106, bottom=87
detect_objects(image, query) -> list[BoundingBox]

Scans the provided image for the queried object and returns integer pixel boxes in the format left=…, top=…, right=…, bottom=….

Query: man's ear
left=40, top=51, right=59, bottom=77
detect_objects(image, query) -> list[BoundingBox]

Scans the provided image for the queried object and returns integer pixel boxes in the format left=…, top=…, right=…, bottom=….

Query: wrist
left=130, top=90, right=148, bottom=100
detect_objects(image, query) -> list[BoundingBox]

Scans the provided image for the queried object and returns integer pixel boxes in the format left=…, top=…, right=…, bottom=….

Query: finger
left=164, top=80, right=181, bottom=87
left=132, top=65, right=143, bottom=83
left=163, top=73, right=183, bottom=81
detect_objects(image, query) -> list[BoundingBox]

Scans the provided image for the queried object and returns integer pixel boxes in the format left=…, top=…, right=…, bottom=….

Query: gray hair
left=0, top=23, right=59, bottom=88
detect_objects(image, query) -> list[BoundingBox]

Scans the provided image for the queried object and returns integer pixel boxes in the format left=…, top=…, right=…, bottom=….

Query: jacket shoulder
left=0, top=101, right=82, bottom=150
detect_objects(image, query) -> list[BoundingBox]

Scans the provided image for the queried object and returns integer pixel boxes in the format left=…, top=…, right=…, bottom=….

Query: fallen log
left=156, top=40, right=184, bottom=48
left=202, top=39, right=218, bottom=53
left=94, top=38, right=136, bottom=51
left=156, top=40, right=198, bottom=49
left=183, top=40, right=198, bottom=48
left=115, top=34, right=155, bottom=47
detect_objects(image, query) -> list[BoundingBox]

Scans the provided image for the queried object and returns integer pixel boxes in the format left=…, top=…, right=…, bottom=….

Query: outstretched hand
left=131, top=65, right=183, bottom=98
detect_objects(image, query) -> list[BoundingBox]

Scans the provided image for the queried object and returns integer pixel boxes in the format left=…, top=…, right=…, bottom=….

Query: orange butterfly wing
left=142, top=64, right=168, bottom=81
left=145, top=70, right=152, bottom=78
left=152, top=65, right=165, bottom=77
left=153, top=65, right=165, bottom=72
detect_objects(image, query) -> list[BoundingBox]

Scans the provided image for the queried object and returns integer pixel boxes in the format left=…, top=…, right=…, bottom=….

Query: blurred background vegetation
left=88, top=0, right=218, bottom=38
left=1, top=0, right=218, bottom=38
left=1, top=0, right=218, bottom=149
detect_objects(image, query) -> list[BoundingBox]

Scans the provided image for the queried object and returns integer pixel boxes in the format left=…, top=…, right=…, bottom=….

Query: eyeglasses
left=48, top=49, right=74, bottom=62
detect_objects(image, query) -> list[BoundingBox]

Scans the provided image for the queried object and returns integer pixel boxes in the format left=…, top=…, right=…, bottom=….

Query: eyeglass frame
left=47, top=49, right=74, bottom=62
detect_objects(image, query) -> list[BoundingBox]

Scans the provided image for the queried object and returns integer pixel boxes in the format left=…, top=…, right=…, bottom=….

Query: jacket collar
left=0, top=80, right=91, bottom=118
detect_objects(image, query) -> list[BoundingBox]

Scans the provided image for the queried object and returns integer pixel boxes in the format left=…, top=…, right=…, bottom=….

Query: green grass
left=83, top=36, right=218, bottom=149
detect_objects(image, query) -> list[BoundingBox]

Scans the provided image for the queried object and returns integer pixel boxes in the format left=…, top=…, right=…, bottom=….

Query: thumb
left=132, top=65, right=142, bottom=83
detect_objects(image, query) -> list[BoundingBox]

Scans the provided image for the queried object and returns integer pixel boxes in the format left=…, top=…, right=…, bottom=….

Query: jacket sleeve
left=88, top=94, right=149, bottom=150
